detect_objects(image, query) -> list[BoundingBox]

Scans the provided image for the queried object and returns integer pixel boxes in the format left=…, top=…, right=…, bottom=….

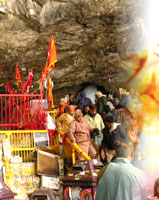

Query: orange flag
left=15, top=64, right=22, bottom=82
left=41, top=35, right=57, bottom=93
left=45, top=35, right=58, bottom=73
left=48, top=77, right=53, bottom=102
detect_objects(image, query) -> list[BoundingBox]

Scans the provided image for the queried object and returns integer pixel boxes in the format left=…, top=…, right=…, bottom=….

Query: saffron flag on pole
left=15, top=64, right=22, bottom=83
left=48, top=77, right=53, bottom=101
left=22, top=81, right=26, bottom=94
left=48, top=77, right=54, bottom=109
left=15, top=64, right=22, bottom=93
left=6, top=81, right=12, bottom=94
left=26, top=68, right=33, bottom=87
left=40, top=68, right=45, bottom=94
left=45, top=35, right=58, bottom=74
left=22, top=68, right=33, bottom=94
left=41, top=35, right=57, bottom=92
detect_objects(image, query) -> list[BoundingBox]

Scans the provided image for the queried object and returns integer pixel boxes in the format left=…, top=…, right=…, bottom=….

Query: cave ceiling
left=0, top=0, right=146, bottom=102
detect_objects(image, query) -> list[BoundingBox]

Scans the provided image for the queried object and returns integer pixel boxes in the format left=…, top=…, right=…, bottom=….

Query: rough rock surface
left=0, top=0, right=146, bottom=102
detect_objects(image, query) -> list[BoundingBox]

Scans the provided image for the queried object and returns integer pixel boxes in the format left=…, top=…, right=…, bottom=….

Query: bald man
left=56, top=105, right=75, bottom=133
left=56, top=105, right=75, bottom=162
left=67, top=109, right=96, bottom=159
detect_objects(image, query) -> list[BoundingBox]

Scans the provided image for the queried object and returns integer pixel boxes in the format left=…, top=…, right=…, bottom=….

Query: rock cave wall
left=0, top=0, right=146, bottom=103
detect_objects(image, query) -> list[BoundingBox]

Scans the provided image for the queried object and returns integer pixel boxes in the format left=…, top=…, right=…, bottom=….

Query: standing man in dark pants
left=100, top=114, right=120, bottom=164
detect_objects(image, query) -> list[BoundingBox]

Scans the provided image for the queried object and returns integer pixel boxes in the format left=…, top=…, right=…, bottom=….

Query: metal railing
left=0, top=94, right=45, bottom=130
left=56, top=129, right=91, bottom=164
left=0, top=130, right=48, bottom=162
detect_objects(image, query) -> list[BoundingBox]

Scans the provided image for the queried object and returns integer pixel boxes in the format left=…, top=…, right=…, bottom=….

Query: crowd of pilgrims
left=55, top=87, right=144, bottom=168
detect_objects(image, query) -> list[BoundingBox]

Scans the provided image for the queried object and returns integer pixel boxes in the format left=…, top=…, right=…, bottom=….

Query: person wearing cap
left=57, top=97, right=69, bottom=117
left=67, top=109, right=96, bottom=159
left=100, top=114, right=120, bottom=164
left=77, top=91, right=92, bottom=110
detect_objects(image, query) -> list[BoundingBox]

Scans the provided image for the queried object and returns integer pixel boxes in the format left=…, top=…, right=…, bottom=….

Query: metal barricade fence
left=0, top=130, right=48, bottom=162
left=0, top=94, right=45, bottom=130
left=0, top=94, right=60, bottom=161
left=56, top=129, right=91, bottom=164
